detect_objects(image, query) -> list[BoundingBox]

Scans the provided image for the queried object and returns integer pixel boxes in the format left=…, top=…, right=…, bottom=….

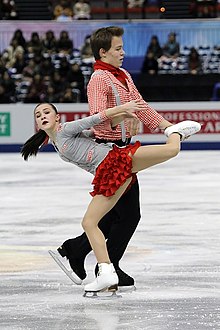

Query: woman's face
left=35, top=104, right=59, bottom=132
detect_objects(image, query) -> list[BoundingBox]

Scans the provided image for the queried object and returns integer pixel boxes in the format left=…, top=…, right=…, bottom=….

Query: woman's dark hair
left=21, top=103, right=58, bottom=161
left=90, top=26, right=124, bottom=60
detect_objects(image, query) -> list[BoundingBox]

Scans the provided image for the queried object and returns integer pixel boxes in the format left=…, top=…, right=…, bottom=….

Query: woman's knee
left=167, top=145, right=180, bottom=158
left=81, top=215, right=96, bottom=232
left=81, top=216, right=90, bottom=232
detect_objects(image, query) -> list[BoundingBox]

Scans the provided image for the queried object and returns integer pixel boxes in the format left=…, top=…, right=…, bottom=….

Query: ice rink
left=1, top=150, right=220, bottom=330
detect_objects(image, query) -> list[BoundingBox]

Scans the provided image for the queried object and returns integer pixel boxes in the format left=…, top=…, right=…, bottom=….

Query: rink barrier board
left=0, top=102, right=220, bottom=151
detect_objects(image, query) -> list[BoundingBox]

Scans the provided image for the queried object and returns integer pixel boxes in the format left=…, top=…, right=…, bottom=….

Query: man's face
left=101, top=36, right=125, bottom=68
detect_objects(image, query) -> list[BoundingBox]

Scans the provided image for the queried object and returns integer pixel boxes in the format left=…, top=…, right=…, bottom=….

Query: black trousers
left=62, top=138, right=141, bottom=265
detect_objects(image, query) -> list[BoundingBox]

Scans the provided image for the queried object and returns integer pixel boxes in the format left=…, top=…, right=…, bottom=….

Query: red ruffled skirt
left=90, top=141, right=141, bottom=197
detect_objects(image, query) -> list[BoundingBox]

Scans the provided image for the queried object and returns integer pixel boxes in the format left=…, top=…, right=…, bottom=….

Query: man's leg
left=104, top=180, right=141, bottom=264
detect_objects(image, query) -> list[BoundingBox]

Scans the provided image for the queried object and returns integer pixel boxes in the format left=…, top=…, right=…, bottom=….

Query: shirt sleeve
left=125, top=71, right=164, bottom=131
left=87, top=73, right=114, bottom=132
left=63, top=112, right=108, bottom=136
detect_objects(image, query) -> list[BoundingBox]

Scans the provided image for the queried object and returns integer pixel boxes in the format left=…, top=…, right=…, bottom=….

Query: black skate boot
left=57, top=245, right=86, bottom=281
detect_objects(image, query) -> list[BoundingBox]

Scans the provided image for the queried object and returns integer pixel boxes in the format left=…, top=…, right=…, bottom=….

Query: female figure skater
left=21, top=102, right=201, bottom=294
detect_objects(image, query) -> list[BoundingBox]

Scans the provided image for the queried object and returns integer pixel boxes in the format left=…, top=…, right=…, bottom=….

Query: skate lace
left=98, top=264, right=102, bottom=276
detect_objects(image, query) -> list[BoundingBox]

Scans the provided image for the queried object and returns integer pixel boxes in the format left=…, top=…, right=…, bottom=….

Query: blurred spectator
left=0, top=85, right=12, bottom=103
left=56, top=30, right=73, bottom=55
left=31, top=54, right=43, bottom=69
left=0, top=0, right=18, bottom=20
left=0, top=56, right=8, bottom=77
left=42, top=85, right=60, bottom=103
left=53, top=0, right=73, bottom=20
left=73, top=0, right=91, bottom=20
left=26, top=32, right=43, bottom=57
left=11, top=29, right=27, bottom=51
left=59, top=86, right=78, bottom=102
left=22, top=59, right=38, bottom=82
left=188, top=47, right=202, bottom=74
left=27, top=73, right=46, bottom=99
left=141, top=50, right=158, bottom=74
left=127, top=0, right=144, bottom=7
left=162, top=32, right=180, bottom=59
left=23, top=86, right=41, bottom=103
left=0, top=71, right=15, bottom=99
left=2, top=38, right=25, bottom=68
left=58, top=56, right=71, bottom=79
left=38, top=57, right=55, bottom=79
left=42, top=30, right=57, bottom=55
left=67, top=62, right=85, bottom=99
left=51, top=71, right=67, bottom=94
left=80, top=35, right=94, bottom=63
left=190, top=0, right=217, bottom=18
left=11, top=51, right=26, bottom=74
left=146, top=35, right=163, bottom=60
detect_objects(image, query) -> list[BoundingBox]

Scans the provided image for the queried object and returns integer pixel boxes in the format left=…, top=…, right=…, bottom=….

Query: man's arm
left=158, top=118, right=173, bottom=130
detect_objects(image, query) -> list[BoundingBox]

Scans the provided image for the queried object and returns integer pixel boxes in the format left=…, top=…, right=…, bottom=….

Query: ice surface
left=0, top=151, right=220, bottom=330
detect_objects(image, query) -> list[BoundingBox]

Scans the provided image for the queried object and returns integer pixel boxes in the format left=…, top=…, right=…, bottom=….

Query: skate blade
left=48, top=250, right=82, bottom=285
left=83, top=290, right=122, bottom=299
left=83, top=284, right=122, bottom=299
left=118, top=285, right=136, bottom=293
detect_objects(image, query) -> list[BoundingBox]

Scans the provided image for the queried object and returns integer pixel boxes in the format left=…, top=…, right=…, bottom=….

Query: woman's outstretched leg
left=132, top=133, right=181, bottom=173
left=132, top=120, right=201, bottom=173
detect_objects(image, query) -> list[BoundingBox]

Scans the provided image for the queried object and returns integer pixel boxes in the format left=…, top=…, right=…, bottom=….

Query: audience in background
left=56, top=30, right=73, bottom=55
left=0, top=0, right=219, bottom=21
left=188, top=47, right=202, bottom=74
left=42, top=30, right=57, bottom=55
left=42, top=84, right=59, bottom=103
left=80, top=35, right=94, bottom=63
left=127, top=0, right=144, bottom=8
left=53, top=0, right=73, bottom=20
left=22, top=59, right=37, bottom=82
left=11, top=29, right=27, bottom=51
left=141, top=51, right=158, bottom=75
left=23, top=85, right=42, bottom=103
left=67, top=62, right=86, bottom=100
left=0, top=85, right=12, bottom=103
left=73, top=0, right=91, bottom=20
left=27, top=32, right=43, bottom=57
left=12, top=51, right=26, bottom=74
left=0, top=71, right=15, bottom=100
left=146, top=35, right=163, bottom=60
left=0, top=0, right=18, bottom=20
left=190, top=0, right=217, bottom=18
left=0, top=27, right=218, bottom=104
left=38, top=57, right=55, bottom=79
left=0, top=56, right=7, bottom=77
left=162, top=32, right=180, bottom=59
left=3, top=38, right=25, bottom=69
left=58, top=86, right=79, bottom=102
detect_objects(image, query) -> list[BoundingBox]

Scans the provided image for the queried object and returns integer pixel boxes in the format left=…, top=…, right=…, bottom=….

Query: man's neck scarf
left=93, top=60, right=127, bottom=85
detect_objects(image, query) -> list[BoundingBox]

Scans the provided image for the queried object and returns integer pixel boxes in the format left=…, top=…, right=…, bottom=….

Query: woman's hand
left=106, top=100, right=144, bottom=129
left=121, top=100, right=146, bottom=114
left=126, top=115, right=140, bottom=136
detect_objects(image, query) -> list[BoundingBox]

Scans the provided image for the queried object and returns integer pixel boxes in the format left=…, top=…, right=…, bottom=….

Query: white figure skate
left=164, top=120, right=201, bottom=141
left=84, top=263, right=120, bottom=298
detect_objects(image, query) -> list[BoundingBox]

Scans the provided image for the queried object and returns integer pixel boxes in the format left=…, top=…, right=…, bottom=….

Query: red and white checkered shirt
left=87, top=69, right=164, bottom=141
